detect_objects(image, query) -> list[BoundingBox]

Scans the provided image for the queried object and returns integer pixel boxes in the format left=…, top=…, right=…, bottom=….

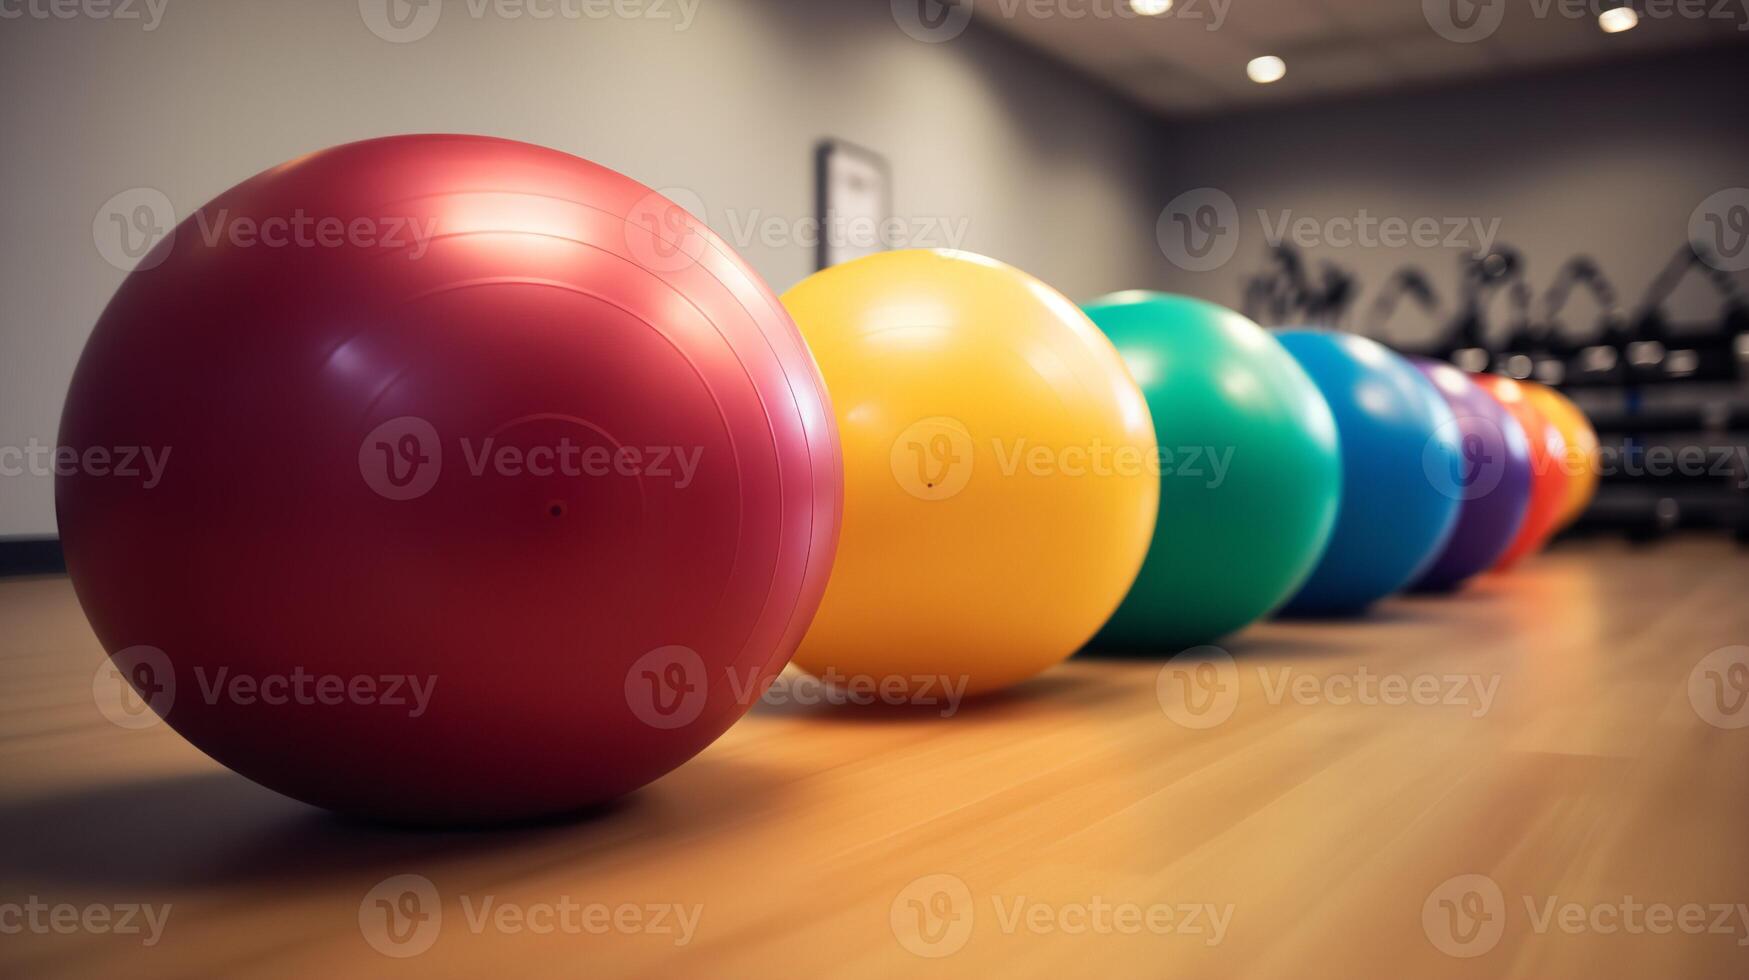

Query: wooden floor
left=3, top=538, right=1747, bottom=978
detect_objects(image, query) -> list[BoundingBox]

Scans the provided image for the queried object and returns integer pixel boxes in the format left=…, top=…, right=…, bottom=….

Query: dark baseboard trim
left=0, top=537, right=66, bottom=576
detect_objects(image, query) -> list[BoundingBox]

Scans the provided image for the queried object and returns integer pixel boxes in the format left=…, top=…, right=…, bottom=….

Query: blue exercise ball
left=1275, top=330, right=1462, bottom=615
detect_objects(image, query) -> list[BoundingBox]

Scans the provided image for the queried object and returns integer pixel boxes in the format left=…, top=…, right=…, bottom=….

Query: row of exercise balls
left=60, top=137, right=1599, bottom=824
left=787, top=252, right=1601, bottom=697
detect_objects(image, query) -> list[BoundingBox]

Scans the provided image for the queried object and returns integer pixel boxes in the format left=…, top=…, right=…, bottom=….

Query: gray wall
left=6, top=4, right=1748, bottom=540
left=0, top=0, right=1172, bottom=538
left=1157, top=47, right=1749, bottom=350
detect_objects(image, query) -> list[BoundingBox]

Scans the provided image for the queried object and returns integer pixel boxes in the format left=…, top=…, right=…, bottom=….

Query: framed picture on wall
left=814, top=139, right=892, bottom=270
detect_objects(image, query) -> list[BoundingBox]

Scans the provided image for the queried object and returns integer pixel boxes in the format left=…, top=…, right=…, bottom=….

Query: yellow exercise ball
left=783, top=249, right=1158, bottom=697
left=1522, top=381, right=1600, bottom=530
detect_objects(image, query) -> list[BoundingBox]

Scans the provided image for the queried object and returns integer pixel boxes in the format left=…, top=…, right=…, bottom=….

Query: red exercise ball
left=58, top=135, right=841, bottom=824
left=1470, top=373, right=1569, bottom=571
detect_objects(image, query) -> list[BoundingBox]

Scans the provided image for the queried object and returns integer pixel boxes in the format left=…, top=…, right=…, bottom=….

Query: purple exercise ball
left=1408, top=358, right=1533, bottom=591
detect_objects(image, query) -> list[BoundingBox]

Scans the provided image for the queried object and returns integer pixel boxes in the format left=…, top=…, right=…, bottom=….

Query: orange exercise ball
left=1472, top=374, right=1569, bottom=571
left=1522, top=382, right=1600, bottom=531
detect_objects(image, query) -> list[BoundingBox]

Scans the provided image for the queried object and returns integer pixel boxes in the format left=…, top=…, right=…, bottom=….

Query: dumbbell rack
left=1464, top=246, right=1749, bottom=541
left=1251, top=243, right=1749, bottom=542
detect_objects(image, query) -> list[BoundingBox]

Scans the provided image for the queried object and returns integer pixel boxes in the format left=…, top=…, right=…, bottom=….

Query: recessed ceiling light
left=1130, top=0, right=1173, bottom=14
left=1599, top=5, right=1639, bottom=32
left=1247, top=56, right=1286, bottom=84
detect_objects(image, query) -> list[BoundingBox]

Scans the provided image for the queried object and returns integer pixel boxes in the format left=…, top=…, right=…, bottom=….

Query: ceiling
left=969, top=0, right=1749, bottom=116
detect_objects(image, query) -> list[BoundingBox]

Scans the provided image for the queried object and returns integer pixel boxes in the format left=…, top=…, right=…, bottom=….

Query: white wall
left=0, top=0, right=1172, bottom=537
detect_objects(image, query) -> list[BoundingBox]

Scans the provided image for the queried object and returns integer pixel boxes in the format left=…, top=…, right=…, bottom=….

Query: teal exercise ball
left=1082, top=292, right=1341, bottom=649
left=1275, top=329, right=1463, bottom=615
